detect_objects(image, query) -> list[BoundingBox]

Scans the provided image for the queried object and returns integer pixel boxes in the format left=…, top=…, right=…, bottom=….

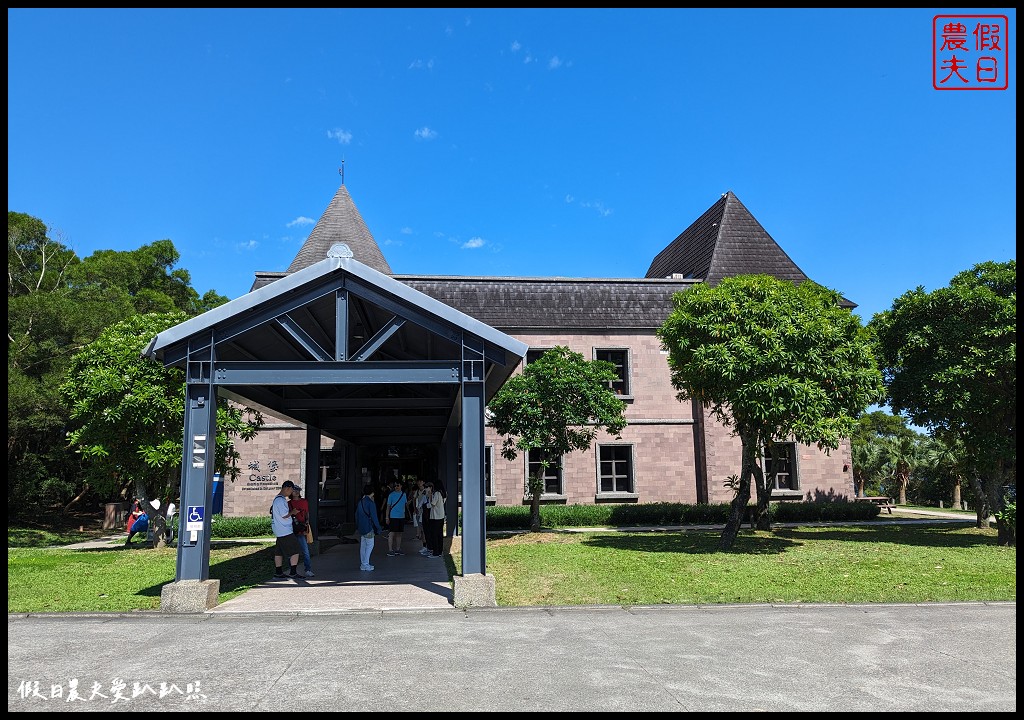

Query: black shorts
left=388, top=518, right=405, bottom=533
left=275, top=533, right=300, bottom=557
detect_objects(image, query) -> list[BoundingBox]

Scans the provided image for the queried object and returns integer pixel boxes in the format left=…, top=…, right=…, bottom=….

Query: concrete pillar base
left=160, top=579, right=220, bottom=613
left=452, top=573, right=496, bottom=608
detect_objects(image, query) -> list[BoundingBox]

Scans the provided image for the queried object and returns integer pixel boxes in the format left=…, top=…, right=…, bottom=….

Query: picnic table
left=861, top=495, right=895, bottom=514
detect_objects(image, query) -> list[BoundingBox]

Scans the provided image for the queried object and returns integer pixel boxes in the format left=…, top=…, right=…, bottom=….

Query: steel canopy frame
left=144, top=245, right=527, bottom=588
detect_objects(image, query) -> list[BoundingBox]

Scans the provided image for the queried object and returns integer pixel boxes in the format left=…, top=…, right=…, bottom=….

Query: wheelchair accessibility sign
left=186, top=506, right=205, bottom=533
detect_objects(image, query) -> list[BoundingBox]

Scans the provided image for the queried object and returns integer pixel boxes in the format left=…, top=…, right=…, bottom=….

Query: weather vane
left=339, top=158, right=345, bottom=185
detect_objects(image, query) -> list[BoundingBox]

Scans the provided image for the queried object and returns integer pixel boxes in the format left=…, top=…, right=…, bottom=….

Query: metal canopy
left=144, top=247, right=528, bottom=445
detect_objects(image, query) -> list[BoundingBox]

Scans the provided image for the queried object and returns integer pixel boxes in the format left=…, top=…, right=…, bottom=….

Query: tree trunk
left=854, top=474, right=866, bottom=498
left=61, top=483, right=90, bottom=514
left=720, top=436, right=757, bottom=551
left=752, top=454, right=771, bottom=531
left=970, top=476, right=990, bottom=528
left=951, top=477, right=962, bottom=511
left=527, top=470, right=544, bottom=532
left=897, top=474, right=908, bottom=505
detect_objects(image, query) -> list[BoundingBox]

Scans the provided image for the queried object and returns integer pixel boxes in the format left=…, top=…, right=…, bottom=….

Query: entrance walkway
left=210, top=531, right=454, bottom=614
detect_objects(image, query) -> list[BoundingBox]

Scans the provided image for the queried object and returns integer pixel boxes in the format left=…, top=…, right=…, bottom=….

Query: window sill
left=522, top=494, right=568, bottom=505
left=771, top=490, right=803, bottom=501
left=595, top=492, right=639, bottom=503
left=614, top=395, right=635, bottom=403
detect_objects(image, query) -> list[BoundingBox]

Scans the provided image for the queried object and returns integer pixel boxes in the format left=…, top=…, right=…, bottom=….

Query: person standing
left=411, top=478, right=428, bottom=554
left=271, top=480, right=301, bottom=580
left=424, top=481, right=446, bottom=558
left=289, top=485, right=314, bottom=577
left=355, top=483, right=382, bottom=571
left=384, top=480, right=408, bottom=557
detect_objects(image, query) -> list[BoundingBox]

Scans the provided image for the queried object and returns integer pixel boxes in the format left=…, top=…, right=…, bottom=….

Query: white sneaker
left=304, top=570, right=315, bottom=577
left=359, top=565, right=375, bottom=571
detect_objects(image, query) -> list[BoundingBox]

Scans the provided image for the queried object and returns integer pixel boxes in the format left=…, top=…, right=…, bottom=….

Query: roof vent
left=328, top=243, right=354, bottom=259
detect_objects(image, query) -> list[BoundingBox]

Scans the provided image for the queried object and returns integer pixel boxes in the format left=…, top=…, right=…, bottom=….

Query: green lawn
left=463, top=524, right=1016, bottom=606
left=8, top=523, right=1015, bottom=613
left=8, top=542, right=275, bottom=613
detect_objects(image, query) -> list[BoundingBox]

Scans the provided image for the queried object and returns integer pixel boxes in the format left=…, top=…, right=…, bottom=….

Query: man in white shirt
left=271, top=480, right=301, bottom=579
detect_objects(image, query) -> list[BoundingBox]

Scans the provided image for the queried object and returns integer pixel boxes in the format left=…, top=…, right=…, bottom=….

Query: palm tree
left=922, top=433, right=967, bottom=510
left=880, top=434, right=922, bottom=505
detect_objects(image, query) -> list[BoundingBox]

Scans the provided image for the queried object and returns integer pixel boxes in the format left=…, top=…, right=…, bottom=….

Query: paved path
left=7, top=602, right=1015, bottom=712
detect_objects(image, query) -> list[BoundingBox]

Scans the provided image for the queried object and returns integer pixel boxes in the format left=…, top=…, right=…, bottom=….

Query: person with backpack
left=384, top=479, right=408, bottom=557
left=355, top=483, right=382, bottom=571
left=270, top=480, right=301, bottom=580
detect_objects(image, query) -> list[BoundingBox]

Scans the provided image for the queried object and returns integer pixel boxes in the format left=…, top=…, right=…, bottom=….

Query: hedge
left=209, top=500, right=881, bottom=536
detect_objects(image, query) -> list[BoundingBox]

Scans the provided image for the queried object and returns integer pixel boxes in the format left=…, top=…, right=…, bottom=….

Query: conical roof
left=287, top=184, right=392, bottom=275
left=646, top=191, right=809, bottom=286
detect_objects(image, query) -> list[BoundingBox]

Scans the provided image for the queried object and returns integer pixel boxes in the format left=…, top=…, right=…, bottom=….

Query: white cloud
left=237, top=239, right=259, bottom=251
left=327, top=128, right=353, bottom=144
left=565, top=194, right=574, bottom=204
left=382, top=238, right=404, bottom=246
left=511, top=40, right=521, bottom=52
left=414, top=127, right=438, bottom=140
left=461, top=237, right=485, bottom=249
left=524, top=53, right=533, bottom=64
left=580, top=200, right=613, bottom=217
left=287, top=216, right=315, bottom=228
left=400, top=227, right=413, bottom=235
left=549, top=56, right=562, bottom=70
left=409, top=58, right=435, bottom=70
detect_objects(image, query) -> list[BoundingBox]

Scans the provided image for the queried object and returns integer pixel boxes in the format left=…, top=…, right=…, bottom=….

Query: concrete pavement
left=7, top=602, right=1016, bottom=711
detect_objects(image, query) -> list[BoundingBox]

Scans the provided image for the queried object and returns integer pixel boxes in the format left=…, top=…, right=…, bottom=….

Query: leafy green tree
left=879, top=432, right=922, bottom=506
left=870, top=260, right=1016, bottom=545
left=850, top=411, right=915, bottom=498
left=919, top=432, right=970, bottom=510
left=657, top=275, right=884, bottom=550
left=73, top=239, right=228, bottom=316
left=60, top=312, right=263, bottom=547
left=488, top=346, right=627, bottom=532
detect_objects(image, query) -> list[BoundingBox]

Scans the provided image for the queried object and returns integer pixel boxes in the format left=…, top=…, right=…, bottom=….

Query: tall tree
left=488, top=346, right=627, bottom=532
left=60, top=312, right=263, bottom=546
left=870, top=260, right=1016, bottom=545
left=657, top=275, right=884, bottom=550
left=850, top=411, right=915, bottom=498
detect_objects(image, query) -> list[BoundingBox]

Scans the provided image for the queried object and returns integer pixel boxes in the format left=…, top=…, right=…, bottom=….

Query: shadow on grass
left=579, top=523, right=1000, bottom=555
left=69, top=542, right=277, bottom=600
left=580, top=531, right=795, bottom=555
left=770, top=524, right=1001, bottom=548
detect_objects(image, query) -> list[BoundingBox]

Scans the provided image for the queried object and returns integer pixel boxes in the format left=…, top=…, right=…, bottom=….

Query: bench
left=862, top=496, right=895, bottom=514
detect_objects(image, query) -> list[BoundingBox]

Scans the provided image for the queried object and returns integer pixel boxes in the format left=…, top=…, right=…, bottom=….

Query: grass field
left=7, top=522, right=1015, bottom=613
left=8, top=542, right=274, bottom=613
left=464, top=524, right=1016, bottom=606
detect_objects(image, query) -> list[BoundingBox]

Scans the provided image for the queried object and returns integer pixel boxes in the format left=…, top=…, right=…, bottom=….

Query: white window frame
left=526, top=448, right=564, bottom=498
left=593, top=346, right=632, bottom=399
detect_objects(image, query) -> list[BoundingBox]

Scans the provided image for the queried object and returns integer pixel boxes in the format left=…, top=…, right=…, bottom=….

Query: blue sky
left=7, top=8, right=1017, bottom=325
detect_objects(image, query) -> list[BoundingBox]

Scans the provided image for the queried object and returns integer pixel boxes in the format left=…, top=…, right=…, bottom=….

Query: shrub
left=482, top=500, right=881, bottom=530
left=209, top=514, right=273, bottom=538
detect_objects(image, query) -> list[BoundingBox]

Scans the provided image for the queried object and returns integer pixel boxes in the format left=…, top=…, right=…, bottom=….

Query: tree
left=60, top=312, right=264, bottom=547
left=850, top=411, right=915, bottom=498
left=488, top=346, right=627, bottom=532
left=879, top=432, right=921, bottom=506
left=869, top=260, right=1016, bottom=545
left=657, top=275, right=884, bottom=550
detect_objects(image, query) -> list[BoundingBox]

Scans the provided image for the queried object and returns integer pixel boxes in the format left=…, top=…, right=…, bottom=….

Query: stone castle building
left=220, top=184, right=855, bottom=529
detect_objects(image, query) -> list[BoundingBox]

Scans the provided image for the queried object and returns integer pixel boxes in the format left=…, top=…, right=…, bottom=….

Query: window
left=599, top=445, right=633, bottom=493
left=595, top=348, right=629, bottom=396
left=527, top=448, right=563, bottom=495
left=525, top=348, right=548, bottom=366
left=764, top=443, right=798, bottom=491
left=485, top=445, right=492, bottom=497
